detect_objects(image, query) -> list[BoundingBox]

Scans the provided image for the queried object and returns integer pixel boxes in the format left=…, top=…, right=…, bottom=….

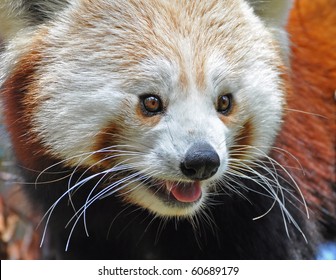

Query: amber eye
left=140, top=95, right=163, bottom=116
left=217, top=94, right=233, bottom=115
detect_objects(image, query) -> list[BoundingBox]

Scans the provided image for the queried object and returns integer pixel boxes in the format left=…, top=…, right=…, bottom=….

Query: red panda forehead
left=55, top=0, right=276, bottom=93
left=68, top=0, right=269, bottom=59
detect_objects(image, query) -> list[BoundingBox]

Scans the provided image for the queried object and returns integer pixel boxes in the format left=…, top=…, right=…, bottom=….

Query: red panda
left=0, top=0, right=334, bottom=259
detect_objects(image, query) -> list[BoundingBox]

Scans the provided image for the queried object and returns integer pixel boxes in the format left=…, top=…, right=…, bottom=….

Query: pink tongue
left=168, top=181, right=202, bottom=203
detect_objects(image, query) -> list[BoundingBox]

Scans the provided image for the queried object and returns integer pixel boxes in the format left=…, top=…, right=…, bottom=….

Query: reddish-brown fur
left=2, top=49, right=51, bottom=172
left=274, top=0, right=336, bottom=225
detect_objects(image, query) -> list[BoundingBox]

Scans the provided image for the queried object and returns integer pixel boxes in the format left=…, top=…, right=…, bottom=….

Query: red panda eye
left=140, top=95, right=163, bottom=115
left=217, top=94, right=233, bottom=115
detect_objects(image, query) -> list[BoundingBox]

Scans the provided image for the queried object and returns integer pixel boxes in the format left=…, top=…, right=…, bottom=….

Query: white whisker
left=225, top=144, right=309, bottom=242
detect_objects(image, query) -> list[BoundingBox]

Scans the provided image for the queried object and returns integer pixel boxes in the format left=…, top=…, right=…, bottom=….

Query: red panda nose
left=180, top=142, right=220, bottom=180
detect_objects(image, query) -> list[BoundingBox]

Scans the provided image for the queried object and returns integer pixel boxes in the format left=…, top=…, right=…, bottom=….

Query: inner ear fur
left=247, top=0, right=293, bottom=27
left=0, top=0, right=69, bottom=40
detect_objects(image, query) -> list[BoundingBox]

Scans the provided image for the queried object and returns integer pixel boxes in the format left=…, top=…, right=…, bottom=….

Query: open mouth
left=117, top=173, right=206, bottom=216
left=146, top=179, right=203, bottom=205
left=115, top=171, right=205, bottom=215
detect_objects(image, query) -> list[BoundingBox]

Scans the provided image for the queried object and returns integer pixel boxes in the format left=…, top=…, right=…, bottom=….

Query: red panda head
left=1, top=0, right=292, bottom=217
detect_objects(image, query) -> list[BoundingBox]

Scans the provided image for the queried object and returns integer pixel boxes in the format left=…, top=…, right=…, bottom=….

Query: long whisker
left=65, top=167, right=158, bottom=250
left=230, top=145, right=308, bottom=214
left=284, top=108, right=327, bottom=119
left=39, top=163, right=130, bottom=247
left=226, top=144, right=308, bottom=241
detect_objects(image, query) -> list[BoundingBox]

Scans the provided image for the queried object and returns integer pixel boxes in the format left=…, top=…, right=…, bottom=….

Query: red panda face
left=1, top=0, right=286, bottom=217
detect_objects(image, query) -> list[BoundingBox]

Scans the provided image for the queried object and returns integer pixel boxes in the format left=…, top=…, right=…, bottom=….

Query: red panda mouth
left=147, top=180, right=202, bottom=204
left=167, top=181, right=202, bottom=203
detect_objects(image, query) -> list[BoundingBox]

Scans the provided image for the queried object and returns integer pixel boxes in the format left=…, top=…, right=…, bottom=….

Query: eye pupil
left=145, top=97, right=159, bottom=110
left=141, top=95, right=163, bottom=115
left=217, top=94, right=233, bottom=114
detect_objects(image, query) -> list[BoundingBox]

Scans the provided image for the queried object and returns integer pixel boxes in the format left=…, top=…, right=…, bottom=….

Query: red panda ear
left=247, top=0, right=293, bottom=28
left=0, top=0, right=69, bottom=41
left=246, top=0, right=293, bottom=62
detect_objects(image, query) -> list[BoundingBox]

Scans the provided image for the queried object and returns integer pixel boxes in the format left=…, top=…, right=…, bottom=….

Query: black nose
left=180, top=142, right=220, bottom=180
